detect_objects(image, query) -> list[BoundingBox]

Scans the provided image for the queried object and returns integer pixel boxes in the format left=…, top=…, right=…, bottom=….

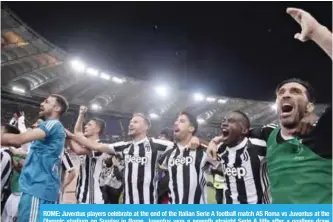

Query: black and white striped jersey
left=60, top=151, right=74, bottom=183
left=213, top=137, right=270, bottom=204
left=1, top=148, right=12, bottom=192
left=107, top=137, right=174, bottom=204
left=57, top=151, right=75, bottom=204
left=76, top=147, right=105, bottom=204
left=158, top=144, right=209, bottom=204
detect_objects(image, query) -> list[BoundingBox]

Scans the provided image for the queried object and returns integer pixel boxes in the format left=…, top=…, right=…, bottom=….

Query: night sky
left=5, top=1, right=332, bottom=103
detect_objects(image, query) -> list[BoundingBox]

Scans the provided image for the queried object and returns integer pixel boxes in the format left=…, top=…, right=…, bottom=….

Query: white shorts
left=2, top=192, right=21, bottom=222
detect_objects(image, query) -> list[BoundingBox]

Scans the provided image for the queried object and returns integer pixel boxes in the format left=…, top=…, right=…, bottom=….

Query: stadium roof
left=1, top=7, right=327, bottom=131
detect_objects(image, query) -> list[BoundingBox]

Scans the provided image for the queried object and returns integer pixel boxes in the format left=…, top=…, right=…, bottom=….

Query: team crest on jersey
left=241, top=152, right=249, bottom=161
left=144, top=141, right=151, bottom=152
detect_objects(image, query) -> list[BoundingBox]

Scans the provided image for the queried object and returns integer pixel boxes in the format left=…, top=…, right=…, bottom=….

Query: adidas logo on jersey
left=169, top=156, right=193, bottom=166
left=224, top=166, right=247, bottom=179
left=125, top=155, right=148, bottom=165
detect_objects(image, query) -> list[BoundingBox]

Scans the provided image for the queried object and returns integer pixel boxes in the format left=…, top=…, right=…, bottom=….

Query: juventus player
left=66, top=112, right=200, bottom=204
left=208, top=8, right=332, bottom=204
left=158, top=112, right=209, bottom=204
left=1, top=124, right=20, bottom=214
left=1, top=94, right=68, bottom=222
left=207, top=111, right=270, bottom=204
left=68, top=106, right=106, bottom=204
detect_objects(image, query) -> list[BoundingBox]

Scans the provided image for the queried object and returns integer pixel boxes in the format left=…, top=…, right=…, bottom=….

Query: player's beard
left=280, top=106, right=305, bottom=129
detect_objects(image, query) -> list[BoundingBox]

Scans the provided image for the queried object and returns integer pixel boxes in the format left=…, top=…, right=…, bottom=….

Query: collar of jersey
left=132, top=136, right=148, bottom=145
left=0, top=147, right=10, bottom=152
left=176, top=143, right=186, bottom=151
left=226, top=137, right=248, bottom=151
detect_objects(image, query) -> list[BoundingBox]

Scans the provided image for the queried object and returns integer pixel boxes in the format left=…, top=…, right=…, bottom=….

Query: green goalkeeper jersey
left=267, top=127, right=332, bottom=203
left=250, top=107, right=332, bottom=204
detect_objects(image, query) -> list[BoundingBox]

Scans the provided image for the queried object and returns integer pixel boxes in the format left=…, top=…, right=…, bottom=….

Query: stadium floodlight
left=206, top=97, right=216, bottom=102
left=70, top=59, right=86, bottom=73
left=149, top=113, right=159, bottom=119
left=218, top=99, right=227, bottom=104
left=91, top=103, right=101, bottom=111
left=155, top=85, right=168, bottom=97
left=100, top=72, right=110, bottom=80
left=86, top=68, right=99, bottom=76
left=193, top=93, right=205, bottom=102
left=112, top=76, right=125, bottom=84
left=197, top=118, right=205, bottom=124
left=271, top=103, right=277, bottom=110
left=12, top=86, right=25, bottom=94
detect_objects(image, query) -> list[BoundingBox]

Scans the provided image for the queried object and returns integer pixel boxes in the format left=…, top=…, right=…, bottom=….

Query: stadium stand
left=1, top=6, right=328, bottom=142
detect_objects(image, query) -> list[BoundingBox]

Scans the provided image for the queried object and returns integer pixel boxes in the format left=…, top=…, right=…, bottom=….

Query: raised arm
left=287, top=7, right=332, bottom=59
left=74, top=106, right=88, bottom=134
left=17, top=112, right=27, bottom=133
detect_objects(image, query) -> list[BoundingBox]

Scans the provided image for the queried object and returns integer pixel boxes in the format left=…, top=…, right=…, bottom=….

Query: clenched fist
left=79, top=106, right=88, bottom=115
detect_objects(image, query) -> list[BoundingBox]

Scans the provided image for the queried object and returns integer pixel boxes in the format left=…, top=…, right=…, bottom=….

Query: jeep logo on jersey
left=169, top=156, right=193, bottom=166
left=224, top=166, right=246, bottom=179
left=125, top=155, right=148, bottom=165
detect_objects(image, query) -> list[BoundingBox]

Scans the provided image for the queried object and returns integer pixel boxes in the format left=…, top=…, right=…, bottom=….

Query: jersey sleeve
left=108, top=141, right=132, bottom=155
left=151, top=138, right=175, bottom=153
left=248, top=138, right=267, bottom=157
left=158, top=148, right=174, bottom=171
left=311, top=106, right=332, bottom=158
left=38, top=120, right=62, bottom=138
left=62, top=152, right=74, bottom=172
left=249, top=123, right=277, bottom=142
left=1, top=151, right=12, bottom=190
left=316, top=106, right=331, bottom=135
left=200, top=157, right=211, bottom=204
left=92, top=151, right=104, bottom=159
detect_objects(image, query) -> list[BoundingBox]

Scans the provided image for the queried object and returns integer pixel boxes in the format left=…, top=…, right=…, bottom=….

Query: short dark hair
left=275, top=78, right=315, bottom=103
left=90, top=118, right=106, bottom=136
left=133, top=113, right=151, bottom=129
left=180, top=111, right=198, bottom=135
left=50, top=94, right=69, bottom=115
left=232, top=110, right=250, bottom=129
left=160, top=128, right=173, bottom=141
left=3, top=124, right=20, bottom=134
